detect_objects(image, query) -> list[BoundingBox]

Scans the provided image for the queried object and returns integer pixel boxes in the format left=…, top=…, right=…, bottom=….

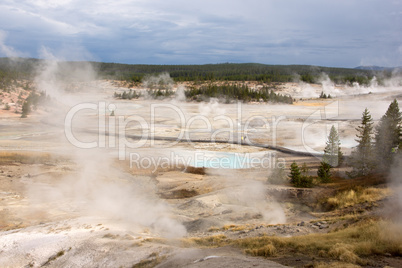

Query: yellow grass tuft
left=328, top=243, right=361, bottom=264
left=326, top=187, right=390, bottom=209
left=181, top=234, right=228, bottom=248
left=245, top=244, right=276, bottom=257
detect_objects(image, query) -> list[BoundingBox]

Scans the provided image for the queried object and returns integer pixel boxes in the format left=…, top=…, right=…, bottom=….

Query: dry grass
left=328, top=243, right=360, bottom=264
left=208, top=224, right=255, bottom=233
left=182, top=220, right=402, bottom=265
left=308, top=213, right=362, bottom=227
left=313, top=261, right=360, bottom=268
left=0, top=151, right=65, bottom=165
left=181, top=234, right=228, bottom=248
left=222, top=224, right=251, bottom=232
left=131, top=252, right=167, bottom=268
left=234, top=220, right=402, bottom=264
left=208, top=226, right=221, bottom=232
left=326, top=187, right=390, bottom=209
left=245, top=243, right=277, bottom=257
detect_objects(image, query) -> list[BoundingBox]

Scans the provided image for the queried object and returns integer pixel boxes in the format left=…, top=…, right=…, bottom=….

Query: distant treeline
left=93, top=62, right=396, bottom=86
left=114, top=84, right=293, bottom=104
left=185, top=84, right=293, bottom=103
left=1, top=57, right=400, bottom=87
left=0, top=58, right=36, bottom=91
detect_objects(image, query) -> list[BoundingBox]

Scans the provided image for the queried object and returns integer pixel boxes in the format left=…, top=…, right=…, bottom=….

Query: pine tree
left=289, top=161, right=301, bottom=186
left=317, top=161, right=332, bottom=183
left=348, top=108, right=375, bottom=177
left=323, top=125, right=343, bottom=167
left=375, top=99, right=402, bottom=171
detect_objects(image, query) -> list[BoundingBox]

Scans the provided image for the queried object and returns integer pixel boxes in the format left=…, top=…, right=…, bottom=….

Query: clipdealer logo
left=64, top=100, right=340, bottom=164
left=64, top=102, right=286, bottom=160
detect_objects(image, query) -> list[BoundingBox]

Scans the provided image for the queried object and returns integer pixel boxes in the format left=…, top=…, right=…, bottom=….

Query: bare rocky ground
left=0, top=151, right=317, bottom=267
left=1, top=80, right=402, bottom=267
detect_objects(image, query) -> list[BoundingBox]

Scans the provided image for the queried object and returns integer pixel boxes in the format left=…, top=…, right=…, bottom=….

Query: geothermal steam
left=28, top=52, right=187, bottom=238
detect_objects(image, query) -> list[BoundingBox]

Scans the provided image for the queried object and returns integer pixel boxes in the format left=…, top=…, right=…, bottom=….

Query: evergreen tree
left=289, top=161, right=301, bottom=186
left=375, top=99, right=402, bottom=171
left=323, top=125, right=343, bottom=167
left=317, top=161, right=332, bottom=183
left=348, top=108, right=375, bottom=177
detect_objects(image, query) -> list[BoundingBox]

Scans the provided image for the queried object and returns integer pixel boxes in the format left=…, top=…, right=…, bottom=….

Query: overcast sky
left=0, top=0, right=401, bottom=67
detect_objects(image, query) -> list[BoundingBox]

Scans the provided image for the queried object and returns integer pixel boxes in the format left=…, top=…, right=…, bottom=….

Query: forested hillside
left=93, top=62, right=389, bottom=85
left=1, top=57, right=398, bottom=87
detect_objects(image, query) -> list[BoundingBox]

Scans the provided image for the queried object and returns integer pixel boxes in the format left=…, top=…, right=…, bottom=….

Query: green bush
left=289, top=162, right=314, bottom=188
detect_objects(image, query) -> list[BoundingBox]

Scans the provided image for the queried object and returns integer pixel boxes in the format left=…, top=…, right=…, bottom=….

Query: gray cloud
left=0, top=0, right=401, bottom=67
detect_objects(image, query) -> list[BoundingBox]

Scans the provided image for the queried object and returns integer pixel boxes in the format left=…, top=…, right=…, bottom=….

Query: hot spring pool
left=184, top=150, right=276, bottom=169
